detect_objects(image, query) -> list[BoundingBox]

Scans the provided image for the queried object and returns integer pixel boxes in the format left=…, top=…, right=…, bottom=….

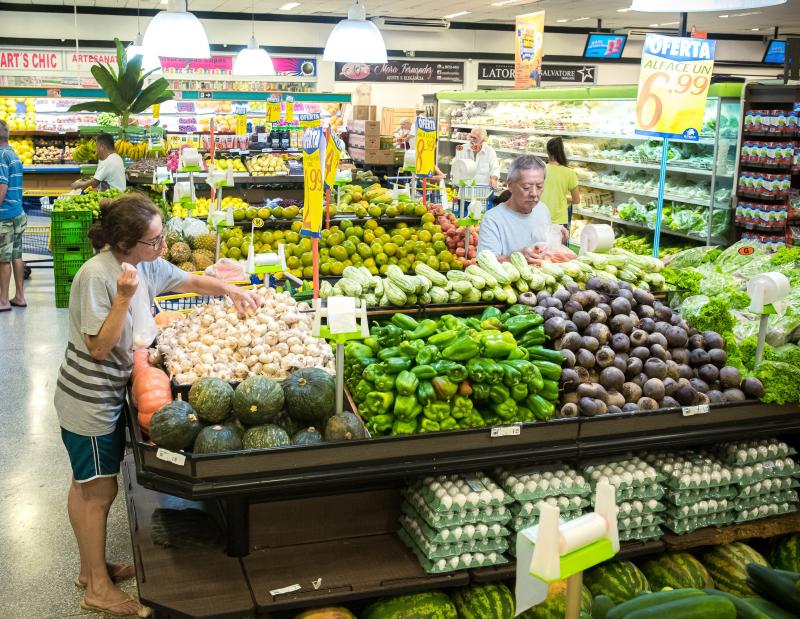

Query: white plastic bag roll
left=747, top=272, right=790, bottom=313
left=580, top=224, right=615, bottom=255
left=451, top=159, right=476, bottom=184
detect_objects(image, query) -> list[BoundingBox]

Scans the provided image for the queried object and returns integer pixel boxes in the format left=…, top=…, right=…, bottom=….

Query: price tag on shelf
left=301, top=127, right=325, bottom=237
left=634, top=34, right=716, bottom=141
left=490, top=424, right=521, bottom=438
left=324, top=132, right=344, bottom=188
left=415, top=116, right=437, bottom=176
left=267, top=95, right=281, bottom=123
left=284, top=95, right=294, bottom=123
left=682, top=403, right=710, bottom=417
left=156, top=448, right=186, bottom=466
left=269, top=584, right=301, bottom=597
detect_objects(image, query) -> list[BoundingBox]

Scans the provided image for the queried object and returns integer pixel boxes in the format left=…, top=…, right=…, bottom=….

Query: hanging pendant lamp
left=323, top=0, right=387, bottom=63
left=143, top=0, right=210, bottom=59
left=127, top=0, right=163, bottom=73
left=233, top=0, right=276, bottom=75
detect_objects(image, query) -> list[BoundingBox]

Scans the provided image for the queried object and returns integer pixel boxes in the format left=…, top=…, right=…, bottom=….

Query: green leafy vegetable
left=754, top=361, right=800, bottom=404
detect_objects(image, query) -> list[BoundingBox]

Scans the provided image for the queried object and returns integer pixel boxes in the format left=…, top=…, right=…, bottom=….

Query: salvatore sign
left=478, top=62, right=596, bottom=84
left=335, top=61, right=464, bottom=83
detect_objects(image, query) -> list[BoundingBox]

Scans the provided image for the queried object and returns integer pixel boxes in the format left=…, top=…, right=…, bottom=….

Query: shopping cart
left=454, top=184, right=493, bottom=219
left=21, top=198, right=54, bottom=274
left=153, top=281, right=256, bottom=315
left=386, top=173, right=444, bottom=204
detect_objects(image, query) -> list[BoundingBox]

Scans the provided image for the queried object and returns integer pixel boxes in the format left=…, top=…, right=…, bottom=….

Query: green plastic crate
left=55, top=276, right=73, bottom=309
left=54, top=249, right=91, bottom=279
left=51, top=209, right=93, bottom=248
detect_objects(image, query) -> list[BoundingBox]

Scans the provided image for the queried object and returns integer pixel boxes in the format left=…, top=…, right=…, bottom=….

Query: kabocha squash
left=233, top=376, right=284, bottom=425
left=148, top=401, right=201, bottom=451
left=189, top=376, right=234, bottom=423
left=520, top=580, right=591, bottom=618
left=324, top=412, right=366, bottom=442
left=452, top=582, right=515, bottom=618
left=193, top=424, right=243, bottom=454
left=274, top=410, right=302, bottom=436
left=242, top=424, right=291, bottom=450
left=292, top=427, right=324, bottom=446
left=283, top=368, right=336, bottom=423
left=293, top=608, right=355, bottom=619
left=222, top=416, right=246, bottom=439
left=134, top=366, right=172, bottom=433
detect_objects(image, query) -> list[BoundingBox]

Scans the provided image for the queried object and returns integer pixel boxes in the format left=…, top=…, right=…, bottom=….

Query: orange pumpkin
left=154, top=310, right=183, bottom=327
left=293, top=609, right=356, bottom=619
left=131, top=348, right=151, bottom=391
left=134, top=366, right=172, bottom=433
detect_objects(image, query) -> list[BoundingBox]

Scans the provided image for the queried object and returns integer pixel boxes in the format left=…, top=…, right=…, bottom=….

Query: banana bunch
left=71, top=140, right=98, bottom=163
left=115, top=140, right=150, bottom=160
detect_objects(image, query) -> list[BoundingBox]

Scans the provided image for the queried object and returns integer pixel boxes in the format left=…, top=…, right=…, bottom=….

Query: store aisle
left=0, top=265, right=138, bottom=618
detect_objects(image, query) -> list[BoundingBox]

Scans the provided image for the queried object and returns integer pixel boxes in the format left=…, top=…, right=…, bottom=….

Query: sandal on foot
left=10, top=300, right=26, bottom=307
left=80, top=594, right=151, bottom=617
left=74, top=563, right=136, bottom=588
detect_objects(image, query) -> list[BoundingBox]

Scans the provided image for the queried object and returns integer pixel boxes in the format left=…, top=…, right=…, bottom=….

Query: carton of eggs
left=584, top=457, right=659, bottom=491
left=497, top=465, right=590, bottom=502
left=718, top=439, right=793, bottom=466
left=415, top=474, right=510, bottom=513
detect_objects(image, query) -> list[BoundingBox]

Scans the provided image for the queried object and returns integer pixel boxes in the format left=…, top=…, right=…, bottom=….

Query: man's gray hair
left=507, top=154, right=546, bottom=183
left=470, top=126, right=488, bottom=141
left=0, top=120, right=8, bottom=141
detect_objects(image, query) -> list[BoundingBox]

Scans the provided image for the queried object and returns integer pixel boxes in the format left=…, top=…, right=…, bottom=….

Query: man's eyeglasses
left=138, top=234, right=165, bottom=250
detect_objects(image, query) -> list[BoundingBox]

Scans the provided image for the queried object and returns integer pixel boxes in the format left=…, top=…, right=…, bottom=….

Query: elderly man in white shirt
left=454, top=127, right=501, bottom=189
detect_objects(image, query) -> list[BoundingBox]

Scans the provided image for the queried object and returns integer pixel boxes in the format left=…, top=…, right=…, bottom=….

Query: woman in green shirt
left=540, top=137, right=580, bottom=234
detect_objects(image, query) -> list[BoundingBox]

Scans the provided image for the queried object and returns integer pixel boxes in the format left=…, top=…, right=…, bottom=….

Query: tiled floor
left=0, top=264, right=139, bottom=618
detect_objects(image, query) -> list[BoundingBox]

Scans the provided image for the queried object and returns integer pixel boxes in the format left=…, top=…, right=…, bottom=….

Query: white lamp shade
left=233, top=37, right=276, bottom=75
left=630, top=0, right=785, bottom=10
left=127, top=38, right=163, bottom=75
left=143, top=0, right=210, bottom=59
left=324, top=1, right=387, bottom=63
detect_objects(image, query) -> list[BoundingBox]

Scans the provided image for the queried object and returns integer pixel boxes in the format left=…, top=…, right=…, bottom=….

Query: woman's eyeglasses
left=138, top=234, right=165, bottom=250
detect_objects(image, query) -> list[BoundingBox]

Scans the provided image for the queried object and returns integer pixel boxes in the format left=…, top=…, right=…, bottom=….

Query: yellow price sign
left=267, top=96, right=281, bottom=123
left=299, top=113, right=321, bottom=129
left=324, top=132, right=344, bottom=187
left=301, top=128, right=325, bottom=237
left=635, top=34, right=716, bottom=141
left=235, top=105, right=248, bottom=136
left=152, top=104, right=161, bottom=120
left=252, top=217, right=264, bottom=228
left=284, top=96, right=294, bottom=123
left=415, top=117, right=437, bottom=176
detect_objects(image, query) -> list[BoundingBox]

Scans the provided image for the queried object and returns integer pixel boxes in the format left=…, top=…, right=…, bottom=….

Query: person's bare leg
left=67, top=477, right=143, bottom=614
left=10, top=258, right=24, bottom=305
left=0, top=261, right=11, bottom=309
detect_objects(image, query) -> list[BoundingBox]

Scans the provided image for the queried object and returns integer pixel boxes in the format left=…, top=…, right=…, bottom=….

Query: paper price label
left=269, top=584, right=301, bottom=597
left=301, top=128, right=325, bottom=237
left=415, top=117, right=437, bottom=176
left=682, top=403, right=710, bottom=417
left=267, top=96, right=281, bottom=123
left=324, top=132, right=344, bottom=188
left=635, top=35, right=716, bottom=141
left=156, top=448, right=186, bottom=466
left=299, top=113, right=321, bottom=129
left=252, top=217, right=264, bottom=228
left=284, top=96, right=294, bottom=123
left=466, top=477, right=488, bottom=492
left=490, top=424, right=521, bottom=438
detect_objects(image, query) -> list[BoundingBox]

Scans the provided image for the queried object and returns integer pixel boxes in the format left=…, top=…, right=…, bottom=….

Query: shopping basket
left=153, top=281, right=256, bottom=315
left=454, top=184, right=493, bottom=219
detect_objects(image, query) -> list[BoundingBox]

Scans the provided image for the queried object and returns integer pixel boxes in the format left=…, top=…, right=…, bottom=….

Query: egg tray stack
left=715, top=439, right=800, bottom=525
left=584, top=456, right=666, bottom=543
left=644, top=451, right=737, bottom=535
left=494, top=464, right=593, bottom=557
left=398, top=474, right=513, bottom=574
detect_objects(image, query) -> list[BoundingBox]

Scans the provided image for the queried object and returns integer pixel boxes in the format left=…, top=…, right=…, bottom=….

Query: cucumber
left=606, top=589, right=705, bottom=619
left=703, top=589, right=771, bottom=619
left=624, top=596, right=736, bottom=619
left=746, top=563, right=800, bottom=612
left=592, top=594, right=616, bottom=619
left=743, top=596, right=799, bottom=619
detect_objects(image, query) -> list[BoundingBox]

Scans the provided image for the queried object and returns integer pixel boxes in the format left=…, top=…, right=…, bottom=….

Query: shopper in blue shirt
left=0, top=119, right=26, bottom=311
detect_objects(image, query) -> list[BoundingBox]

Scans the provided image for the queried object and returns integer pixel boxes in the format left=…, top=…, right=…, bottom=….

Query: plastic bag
left=664, top=245, right=722, bottom=270
left=204, top=258, right=247, bottom=281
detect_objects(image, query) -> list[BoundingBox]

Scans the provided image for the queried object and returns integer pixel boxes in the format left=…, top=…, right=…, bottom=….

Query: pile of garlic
left=158, top=287, right=335, bottom=384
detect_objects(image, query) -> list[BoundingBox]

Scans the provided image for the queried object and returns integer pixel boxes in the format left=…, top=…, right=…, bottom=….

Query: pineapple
left=165, top=230, right=184, bottom=248
left=192, top=249, right=214, bottom=271
left=169, top=241, right=192, bottom=264
left=193, top=232, right=217, bottom=252
left=177, top=261, right=197, bottom=272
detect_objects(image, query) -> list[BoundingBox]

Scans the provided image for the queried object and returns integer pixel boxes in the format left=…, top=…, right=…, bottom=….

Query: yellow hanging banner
left=635, top=34, right=716, bottom=141
left=267, top=96, right=281, bottom=123
left=324, top=132, right=344, bottom=188
left=301, top=127, right=325, bottom=237
left=152, top=104, right=161, bottom=120
left=234, top=105, right=248, bottom=136
left=415, top=117, right=437, bottom=176
left=514, top=10, right=545, bottom=89
left=284, top=96, right=294, bottom=123
left=299, top=113, right=321, bottom=129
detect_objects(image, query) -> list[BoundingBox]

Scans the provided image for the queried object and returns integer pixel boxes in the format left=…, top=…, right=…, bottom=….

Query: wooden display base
left=663, top=511, right=800, bottom=552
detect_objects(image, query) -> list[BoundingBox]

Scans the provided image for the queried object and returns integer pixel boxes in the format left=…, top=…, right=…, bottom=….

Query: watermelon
left=520, top=580, right=592, bottom=618
left=293, top=608, right=355, bottom=619
left=189, top=377, right=234, bottom=423
left=362, top=591, right=457, bottom=619
left=324, top=412, right=366, bottom=441
left=283, top=368, right=335, bottom=423
left=233, top=376, right=284, bottom=425
left=242, top=424, right=291, bottom=450
left=148, top=400, right=201, bottom=451
left=452, top=582, right=515, bottom=618
left=699, top=542, right=770, bottom=597
left=292, top=427, right=324, bottom=446
left=768, top=534, right=800, bottom=572
left=639, top=552, right=714, bottom=590
left=193, top=425, right=243, bottom=454
left=585, top=560, right=650, bottom=605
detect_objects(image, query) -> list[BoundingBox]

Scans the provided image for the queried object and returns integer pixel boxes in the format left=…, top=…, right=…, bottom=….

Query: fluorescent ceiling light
left=279, top=2, right=300, bottom=9
left=573, top=16, right=590, bottom=21
left=617, top=7, right=631, bottom=11
left=719, top=14, right=730, bottom=17
left=648, top=22, right=659, bottom=26
left=734, top=10, right=761, bottom=15
left=143, top=0, right=210, bottom=59
left=490, top=0, right=538, bottom=6
left=556, top=18, right=569, bottom=22
left=630, top=0, right=785, bottom=11
left=751, top=27, right=760, bottom=29
left=660, top=21, right=680, bottom=25
left=323, top=0, right=387, bottom=63
left=443, top=10, right=470, bottom=18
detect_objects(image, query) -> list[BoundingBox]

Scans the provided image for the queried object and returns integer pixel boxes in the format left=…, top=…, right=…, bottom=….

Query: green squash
left=189, top=376, right=234, bottom=423
left=283, top=368, right=335, bottom=424
left=233, top=376, right=284, bottom=426
left=148, top=400, right=201, bottom=451
left=242, top=424, right=291, bottom=450
left=324, top=412, right=366, bottom=442
left=193, top=424, right=243, bottom=454
left=274, top=410, right=303, bottom=436
left=292, top=427, right=324, bottom=446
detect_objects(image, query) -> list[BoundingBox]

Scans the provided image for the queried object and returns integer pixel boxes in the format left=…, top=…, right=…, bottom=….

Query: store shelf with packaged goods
left=578, top=181, right=714, bottom=208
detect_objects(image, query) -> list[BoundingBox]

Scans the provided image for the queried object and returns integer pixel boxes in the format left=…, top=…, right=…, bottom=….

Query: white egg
left=708, top=499, right=718, bottom=511
left=441, top=495, right=453, bottom=510
left=711, top=471, right=722, bottom=483
left=602, top=465, right=613, bottom=476
left=576, top=477, right=586, bottom=486
left=625, top=463, right=636, bottom=472
left=663, top=463, right=674, bottom=473
left=599, top=476, right=610, bottom=485
left=464, top=524, right=475, bottom=538
left=563, top=478, right=574, bottom=489
left=437, top=559, right=447, bottom=570
left=466, top=492, right=479, bottom=507
left=558, top=496, right=570, bottom=508
left=454, top=494, right=467, bottom=509
left=451, top=526, right=463, bottom=540
left=490, top=523, right=501, bottom=536
left=449, top=556, right=461, bottom=569
left=448, top=486, right=459, bottom=497
left=479, top=490, right=492, bottom=504
left=525, top=480, right=538, bottom=493
left=440, top=529, right=450, bottom=540
left=712, top=463, right=722, bottom=471
left=435, top=488, right=447, bottom=499
left=486, top=506, right=495, bottom=516
left=555, top=470, right=566, bottom=478
left=744, top=465, right=754, bottom=478
left=722, top=470, right=732, bottom=482
left=492, top=489, right=505, bottom=503
left=590, top=470, right=602, bottom=481
left=539, top=479, right=550, bottom=491
left=514, top=482, right=525, bottom=496
left=647, top=499, right=658, bottom=510
left=775, top=460, right=785, bottom=471
left=622, top=472, right=634, bottom=486
left=550, top=478, right=562, bottom=491
left=621, top=503, right=631, bottom=515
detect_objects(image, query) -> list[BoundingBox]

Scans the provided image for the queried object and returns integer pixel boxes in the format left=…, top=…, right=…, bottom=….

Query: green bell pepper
left=391, top=313, right=419, bottom=331
left=517, top=406, right=534, bottom=422
left=378, top=346, right=406, bottom=361
left=423, top=400, right=451, bottom=422
left=416, top=380, right=436, bottom=405
left=467, top=357, right=494, bottom=383
left=489, top=384, right=511, bottom=405
left=511, top=383, right=529, bottom=402
left=396, top=370, right=419, bottom=396
left=407, top=319, right=438, bottom=340
left=506, top=304, right=534, bottom=317
left=415, top=345, right=441, bottom=366
left=481, top=317, right=504, bottom=331
left=363, top=336, right=380, bottom=354
left=527, top=394, right=556, bottom=421
left=480, top=307, right=502, bottom=321
left=479, top=331, right=518, bottom=358
left=353, top=379, right=373, bottom=404
left=399, top=340, right=425, bottom=359
left=419, top=419, right=441, bottom=433
left=431, top=360, right=467, bottom=383
left=464, top=317, right=483, bottom=331
left=472, top=382, right=491, bottom=401
left=411, top=364, right=437, bottom=380
left=442, top=334, right=480, bottom=362
left=500, top=360, right=536, bottom=384
left=365, top=391, right=394, bottom=414
left=518, top=328, right=546, bottom=348
left=525, top=346, right=565, bottom=365
left=526, top=369, right=545, bottom=394
left=428, top=329, right=460, bottom=349
left=539, top=379, right=560, bottom=402
left=374, top=323, right=404, bottom=347
left=439, top=314, right=463, bottom=331
left=345, top=342, right=374, bottom=361
left=499, top=363, right=522, bottom=387
left=363, top=363, right=384, bottom=383
left=451, top=395, right=473, bottom=419
left=504, top=313, right=544, bottom=337
left=507, top=347, right=529, bottom=360
left=439, top=417, right=459, bottom=431
left=492, top=398, right=518, bottom=421
left=483, top=414, right=502, bottom=426
left=394, top=394, right=422, bottom=421
left=484, top=359, right=505, bottom=384
left=374, top=372, right=397, bottom=392
left=392, top=419, right=418, bottom=435
left=368, top=414, right=394, bottom=435
left=432, top=376, right=458, bottom=400
left=532, top=360, right=562, bottom=381
left=382, top=357, right=413, bottom=374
